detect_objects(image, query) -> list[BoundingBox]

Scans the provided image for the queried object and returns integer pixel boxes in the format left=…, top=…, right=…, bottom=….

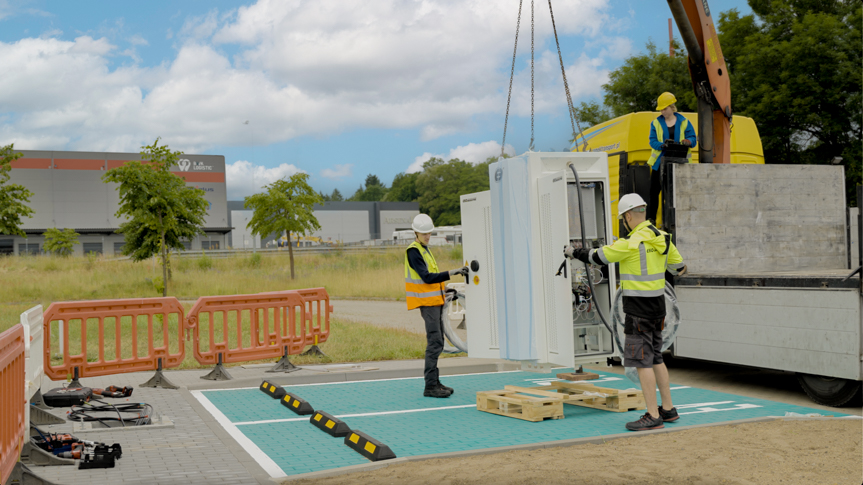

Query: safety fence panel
left=42, top=298, right=186, bottom=381
left=188, top=291, right=308, bottom=365
left=22, top=305, right=44, bottom=401
left=295, top=288, right=333, bottom=347
left=0, top=324, right=26, bottom=485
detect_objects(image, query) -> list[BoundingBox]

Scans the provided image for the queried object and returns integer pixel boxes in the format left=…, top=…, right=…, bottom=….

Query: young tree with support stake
left=0, top=143, right=34, bottom=237
left=103, top=139, right=209, bottom=296
left=245, top=173, right=322, bottom=280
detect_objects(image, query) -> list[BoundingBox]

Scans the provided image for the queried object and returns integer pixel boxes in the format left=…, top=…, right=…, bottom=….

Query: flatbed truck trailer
left=668, top=165, right=861, bottom=406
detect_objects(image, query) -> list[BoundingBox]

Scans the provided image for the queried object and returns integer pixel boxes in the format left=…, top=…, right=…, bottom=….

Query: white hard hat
left=618, top=193, right=647, bottom=219
left=412, top=214, right=435, bottom=233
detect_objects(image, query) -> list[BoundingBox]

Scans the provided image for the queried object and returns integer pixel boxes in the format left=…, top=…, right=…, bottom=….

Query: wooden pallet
left=476, top=388, right=565, bottom=422
left=546, top=381, right=645, bottom=412
left=556, top=372, right=600, bottom=381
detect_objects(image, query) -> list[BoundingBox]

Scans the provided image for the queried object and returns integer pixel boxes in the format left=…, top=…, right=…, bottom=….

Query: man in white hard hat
left=405, top=213, right=469, bottom=398
left=565, top=193, right=687, bottom=431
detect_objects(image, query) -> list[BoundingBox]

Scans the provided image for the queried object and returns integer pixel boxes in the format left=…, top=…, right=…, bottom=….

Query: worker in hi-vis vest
left=647, top=92, right=697, bottom=222
left=405, top=214, right=468, bottom=398
left=565, top=193, right=687, bottom=431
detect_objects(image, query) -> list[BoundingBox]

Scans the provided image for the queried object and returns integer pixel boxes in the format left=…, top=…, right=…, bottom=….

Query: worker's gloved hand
left=682, top=139, right=692, bottom=147
left=678, top=265, right=688, bottom=275
left=449, top=266, right=469, bottom=277
left=572, top=248, right=591, bottom=263
left=564, top=245, right=576, bottom=259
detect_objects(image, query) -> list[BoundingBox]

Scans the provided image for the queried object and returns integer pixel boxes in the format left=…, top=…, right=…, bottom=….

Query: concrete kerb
left=276, top=416, right=855, bottom=483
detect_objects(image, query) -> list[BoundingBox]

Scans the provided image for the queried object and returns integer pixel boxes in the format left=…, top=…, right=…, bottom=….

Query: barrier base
left=30, top=389, right=51, bottom=410
left=267, top=354, right=300, bottom=373
left=20, top=441, right=75, bottom=467
left=29, top=405, right=65, bottom=426
left=200, top=363, right=233, bottom=381
left=9, top=462, right=63, bottom=485
left=140, top=369, right=180, bottom=390
left=300, top=345, right=327, bottom=358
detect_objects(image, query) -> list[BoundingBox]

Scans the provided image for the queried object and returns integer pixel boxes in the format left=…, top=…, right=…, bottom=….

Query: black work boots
left=423, top=382, right=453, bottom=398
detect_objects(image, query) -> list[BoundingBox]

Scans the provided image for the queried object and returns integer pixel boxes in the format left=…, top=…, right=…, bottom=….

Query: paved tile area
left=25, top=358, right=509, bottom=485
left=196, top=368, right=851, bottom=479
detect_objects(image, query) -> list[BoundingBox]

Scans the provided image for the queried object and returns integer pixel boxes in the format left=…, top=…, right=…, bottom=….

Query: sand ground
left=292, top=419, right=862, bottom=485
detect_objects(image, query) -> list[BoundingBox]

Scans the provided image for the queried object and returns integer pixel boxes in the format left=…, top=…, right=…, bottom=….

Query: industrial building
left=227, top=201, right=420, bottom=248
left=0, top=149, right=229, bottom=256
left=0, top=149, right=421, bottom=255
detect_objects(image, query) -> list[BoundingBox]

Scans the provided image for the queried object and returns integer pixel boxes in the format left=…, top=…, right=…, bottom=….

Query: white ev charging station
left=459, top=151, right=618, bottom=370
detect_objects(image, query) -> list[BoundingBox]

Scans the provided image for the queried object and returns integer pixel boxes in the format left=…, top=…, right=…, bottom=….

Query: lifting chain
left=502, top=0, right=590, bottom=155
left=530, top=0, right=535, bottom=151
left=500, top=0, right=523, bottom=158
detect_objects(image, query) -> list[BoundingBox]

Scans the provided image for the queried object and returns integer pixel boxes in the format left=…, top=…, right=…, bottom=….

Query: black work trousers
left=647, top=166, right=662, bottom=223
left=420, top=305, right=444, bottom=389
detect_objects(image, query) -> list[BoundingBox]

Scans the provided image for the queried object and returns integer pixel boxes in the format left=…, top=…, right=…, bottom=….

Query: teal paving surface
left=200, top=368, right=849, bottom=477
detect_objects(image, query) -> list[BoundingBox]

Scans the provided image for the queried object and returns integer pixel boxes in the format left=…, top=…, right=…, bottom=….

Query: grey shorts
left=623, top=315, right=664, bottom=368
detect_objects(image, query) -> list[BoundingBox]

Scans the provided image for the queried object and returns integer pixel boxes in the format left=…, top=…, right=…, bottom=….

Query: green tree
left=330, top=188, right=344, bottom=201
left=364, top=174, right=382, bottom=187
left=718, top=2, right=862, bottom=205
left=385, top=172, right=420, bottom=202
left=318, top=190, right=331, bottom=202
left=103, top=139, right=209, bottom=296
left=42, top=228, right=79, bottom=257
left=349, top=174, right=388, bottom=201
left=416, top=157, right=494, bottom=225
left=244, top=173, right=323, bottom=279
left=573, top=101, right=613, bottom=128
left=0, top=144, right=34, bottom=237
left=602, top=40, right=695, bottom=117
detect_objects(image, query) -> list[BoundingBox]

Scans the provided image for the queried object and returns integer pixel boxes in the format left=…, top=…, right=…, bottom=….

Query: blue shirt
left=648, top=113, right=698, bottom=171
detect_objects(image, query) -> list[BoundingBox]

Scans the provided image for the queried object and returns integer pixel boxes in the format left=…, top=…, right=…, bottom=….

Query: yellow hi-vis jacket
left=589, top=221, right=686, bottom=298
left=647, top=115, right=692, bottom=169
left=404, top=241, right=445, bottom=310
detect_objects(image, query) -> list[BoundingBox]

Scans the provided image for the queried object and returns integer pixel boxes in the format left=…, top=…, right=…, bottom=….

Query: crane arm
left=668, top=0, right=731, bottom=164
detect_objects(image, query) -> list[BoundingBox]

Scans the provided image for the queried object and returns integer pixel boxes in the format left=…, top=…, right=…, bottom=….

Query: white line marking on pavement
left=234, top=404, right=478, bottom=427
left=679, top=403, right=761, bottom=415
left=669, top=386, right=690, bottom=390
left=676, top=401, right=735, bottom=409
left=201, top=370, right=523, bottom=392
left=190, top=390, right=287, bottom=478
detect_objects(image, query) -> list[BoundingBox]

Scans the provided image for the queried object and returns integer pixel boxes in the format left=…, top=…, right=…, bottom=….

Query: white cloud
left=226, top=160, right=304, bottom=199
left=0, top=0, right=618, bottom=153
left=320, top=163, right=352, bottom=180
left=407, top=140, right=515, bottom=174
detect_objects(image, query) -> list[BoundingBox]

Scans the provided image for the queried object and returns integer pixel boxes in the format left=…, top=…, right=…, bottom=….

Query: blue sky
left=0, top=0, right=752, bottom=200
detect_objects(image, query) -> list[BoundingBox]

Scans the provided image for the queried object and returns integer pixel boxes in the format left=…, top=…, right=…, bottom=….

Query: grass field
left=0, top=247, right=464, bottom=370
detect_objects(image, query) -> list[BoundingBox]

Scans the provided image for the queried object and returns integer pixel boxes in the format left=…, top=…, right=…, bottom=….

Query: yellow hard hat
left=656, top=92, right=676, bottom=111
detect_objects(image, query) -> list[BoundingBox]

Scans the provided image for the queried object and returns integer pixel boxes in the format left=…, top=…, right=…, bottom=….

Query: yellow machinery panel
left=570, top=112, right=764, bottom=237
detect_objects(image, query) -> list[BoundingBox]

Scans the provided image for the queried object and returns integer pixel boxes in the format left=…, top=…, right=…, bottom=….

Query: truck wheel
left=796, top=373, right=862, bottom=407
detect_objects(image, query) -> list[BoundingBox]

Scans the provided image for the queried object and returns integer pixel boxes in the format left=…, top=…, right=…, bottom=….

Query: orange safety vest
left=404, top=241, right=445, bottom=310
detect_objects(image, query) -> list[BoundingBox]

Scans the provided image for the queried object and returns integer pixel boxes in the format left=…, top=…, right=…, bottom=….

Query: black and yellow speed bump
left=344, top=430, right=396, bottom=461
left=280, top=392, right=314, bottom=415
left=260, top=380, right=287, bottom=399
left=310, top=411, right=351, bottom=437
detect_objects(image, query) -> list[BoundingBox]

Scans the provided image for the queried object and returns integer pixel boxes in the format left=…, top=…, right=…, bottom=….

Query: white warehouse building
left=227, top=201, right=420, bottom=248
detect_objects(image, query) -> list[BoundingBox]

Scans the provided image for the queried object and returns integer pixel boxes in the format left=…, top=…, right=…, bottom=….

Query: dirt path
left=292, top=419, right=862, bottom=485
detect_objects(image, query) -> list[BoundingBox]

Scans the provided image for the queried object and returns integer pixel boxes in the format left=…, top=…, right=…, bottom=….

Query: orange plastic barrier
left=187, top=291, right=308, bottom=365
left=0, top=324, right=26, bottom=485
left=295, top=288, right=333, bottom=347
left=42, top=298, right=187, bottom=381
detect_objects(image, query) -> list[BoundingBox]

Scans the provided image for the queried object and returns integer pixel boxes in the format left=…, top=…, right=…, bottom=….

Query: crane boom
left=667, top=0, right=731, bottom=164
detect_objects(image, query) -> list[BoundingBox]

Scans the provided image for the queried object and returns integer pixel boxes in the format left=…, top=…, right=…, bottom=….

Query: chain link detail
left=501, top=0, right=524, bottom=159
left=548, top=0, right=588, bottom=151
